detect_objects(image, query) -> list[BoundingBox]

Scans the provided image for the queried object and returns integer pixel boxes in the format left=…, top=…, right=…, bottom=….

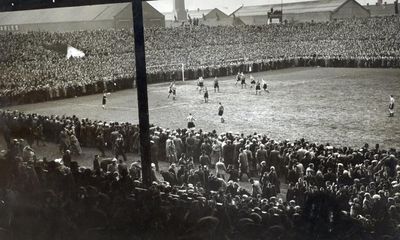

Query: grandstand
left=1, top=16, right=399, bottom=105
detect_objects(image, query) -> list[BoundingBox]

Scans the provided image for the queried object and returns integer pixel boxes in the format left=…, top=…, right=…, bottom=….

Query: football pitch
left=5, top=67, right=400, bottom=149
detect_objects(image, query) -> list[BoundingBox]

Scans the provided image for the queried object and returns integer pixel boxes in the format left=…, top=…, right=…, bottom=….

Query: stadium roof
left=231, top=0, right=355, bottom=16
left=0, top=3, right=130, bottom=25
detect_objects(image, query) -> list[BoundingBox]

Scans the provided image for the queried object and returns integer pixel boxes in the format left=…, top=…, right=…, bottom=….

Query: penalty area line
left=59, top=102, right=188, bottom=112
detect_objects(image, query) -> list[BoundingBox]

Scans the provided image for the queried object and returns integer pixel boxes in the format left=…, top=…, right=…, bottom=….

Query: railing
left=0, top=55, right=399, bottom=107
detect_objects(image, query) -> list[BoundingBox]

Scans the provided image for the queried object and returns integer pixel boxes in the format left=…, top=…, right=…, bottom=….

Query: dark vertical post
left=132, top=0, right=151, bottom=187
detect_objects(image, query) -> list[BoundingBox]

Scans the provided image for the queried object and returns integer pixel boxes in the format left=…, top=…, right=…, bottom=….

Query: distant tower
left=173, top=0, right=187, bottom=21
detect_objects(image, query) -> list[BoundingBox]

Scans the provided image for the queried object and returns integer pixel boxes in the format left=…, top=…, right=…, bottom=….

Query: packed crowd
left=0, top=109, right=400, bottom=239
left=1, top=16, right=400, bottom=99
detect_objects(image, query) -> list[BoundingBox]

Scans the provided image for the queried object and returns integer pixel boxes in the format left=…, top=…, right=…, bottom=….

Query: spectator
left=199, top=151, right=211, bottom=168
left=238, top=148, right=250, bottom=181
left=1, top=110, right=400, bottom=239
left=1, top=16, right=400, bottom=106
left=215, top=157, right=227, bottom=180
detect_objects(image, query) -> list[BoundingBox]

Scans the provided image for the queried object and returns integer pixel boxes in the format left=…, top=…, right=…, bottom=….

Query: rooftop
left=0, top=3, right=130, bottom=25
left=232, top=0, right=351, bottom=16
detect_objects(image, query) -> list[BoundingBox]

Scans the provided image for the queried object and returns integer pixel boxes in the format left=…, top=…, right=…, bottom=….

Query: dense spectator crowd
left=1, top=16, right=400, bottom=100
left=1, top=109, right=400, bottom=239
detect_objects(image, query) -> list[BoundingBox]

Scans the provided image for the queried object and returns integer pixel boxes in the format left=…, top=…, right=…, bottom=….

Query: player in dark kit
left=255, top=80, right=261, bottom=95
left=240, top=72, right=247, bottom=89
left=214, top=77, right=219, bottom=92
left=262, top=79, right=269, bottom=93
left=102, top=92, right=111, bottom=109
left=204, top=87, right=209, bottom=103
left=218, top=102, right=224, bottom=123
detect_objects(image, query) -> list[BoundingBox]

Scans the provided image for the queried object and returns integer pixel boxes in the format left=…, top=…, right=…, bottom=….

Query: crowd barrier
left=1, top=56, right=399, bottom=107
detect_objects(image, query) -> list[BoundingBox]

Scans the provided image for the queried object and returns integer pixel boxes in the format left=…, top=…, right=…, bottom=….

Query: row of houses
left=0, top=0, right=398, bottom=32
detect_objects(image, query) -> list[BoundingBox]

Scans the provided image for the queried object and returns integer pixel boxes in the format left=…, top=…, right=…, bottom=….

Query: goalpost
left=147, top=63, right=186, bottom=82
left=182, top=63, right=185, bottom=82
left=146, top=58, right=252, bottom=84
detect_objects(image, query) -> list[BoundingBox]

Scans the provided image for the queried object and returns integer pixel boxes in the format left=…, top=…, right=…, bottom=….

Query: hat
left=253, top=207, right=261, bottom=212
left=131, top=161, right=141, bottom=168
left=372, top=194, right=381, bottom=200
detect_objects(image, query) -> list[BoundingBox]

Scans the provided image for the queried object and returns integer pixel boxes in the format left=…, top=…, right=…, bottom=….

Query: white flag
left=66, top=46, right=85, bottom=59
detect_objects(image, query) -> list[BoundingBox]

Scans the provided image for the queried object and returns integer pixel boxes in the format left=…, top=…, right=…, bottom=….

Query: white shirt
left=216, top=161, right=226, bottom=174
left=187, top=115, right=195, bottom=122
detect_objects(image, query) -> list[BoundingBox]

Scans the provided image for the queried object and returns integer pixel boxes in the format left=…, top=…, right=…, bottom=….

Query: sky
left=148, top=0, right=397, bottom=14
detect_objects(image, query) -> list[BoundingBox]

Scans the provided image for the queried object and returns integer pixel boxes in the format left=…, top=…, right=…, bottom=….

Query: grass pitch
left=5, top=67, right=400, bottom=149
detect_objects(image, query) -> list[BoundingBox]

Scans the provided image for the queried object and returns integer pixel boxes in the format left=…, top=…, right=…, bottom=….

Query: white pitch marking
left=58, top=102, right=188, bottom=112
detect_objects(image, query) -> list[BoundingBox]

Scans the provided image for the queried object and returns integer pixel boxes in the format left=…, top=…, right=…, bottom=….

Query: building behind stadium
left=164, top=8, right=245, bottom=27
left=0, top=2, right=165, bottom=32
left=164, top=0, right=397, bottom=27
left=365, top=0, right=400, bottom=17
left=231, top=0, right=371, bottom=25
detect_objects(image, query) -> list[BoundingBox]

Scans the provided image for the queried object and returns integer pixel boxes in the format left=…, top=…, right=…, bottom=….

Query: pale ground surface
left=5, top=67, right=400, bottom=149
